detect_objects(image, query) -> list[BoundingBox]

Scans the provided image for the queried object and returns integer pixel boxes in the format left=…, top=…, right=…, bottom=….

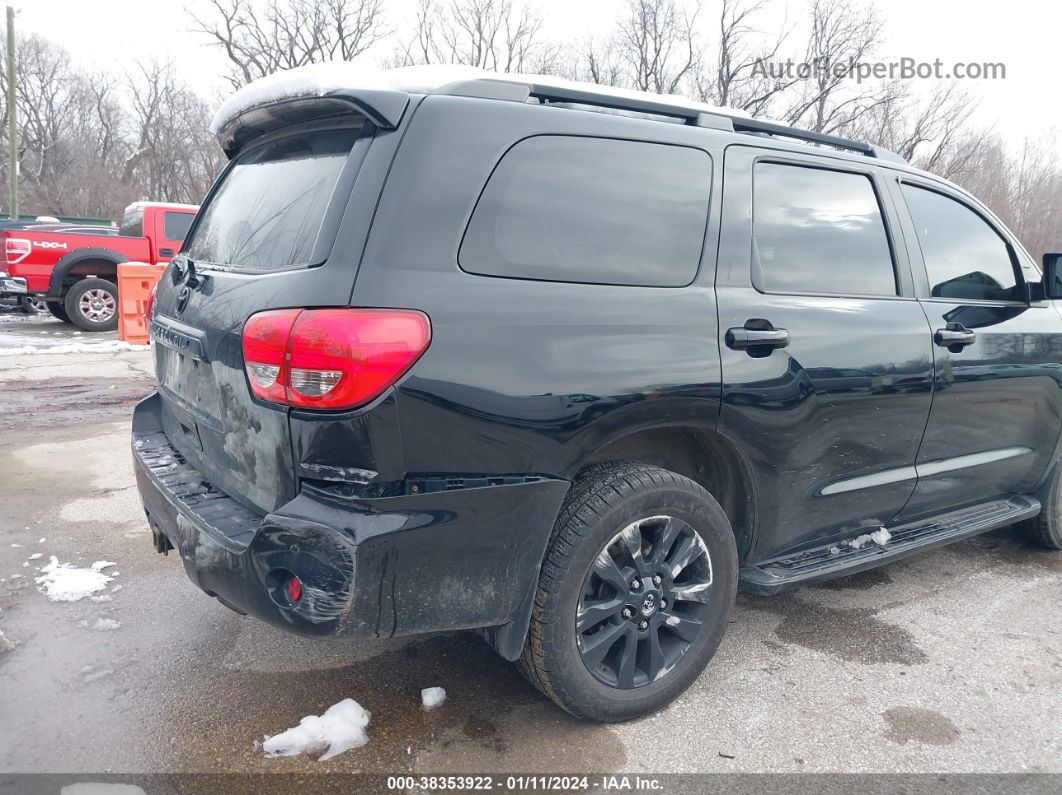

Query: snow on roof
left=125, top=201, right=199, bottom=212
left=210, top=62, right=752, bottom=136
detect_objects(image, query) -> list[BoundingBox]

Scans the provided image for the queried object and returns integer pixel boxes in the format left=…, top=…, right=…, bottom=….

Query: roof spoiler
left=214, top=89, right=409, bottom=157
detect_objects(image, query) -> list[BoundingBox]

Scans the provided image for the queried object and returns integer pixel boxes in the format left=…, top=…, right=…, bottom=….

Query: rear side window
left=460, top=136, right=711, bottom=287
left=752, top=162, right=896, bottom=296
left=186, top=128, right=361, bottom=272
left=119, top=206, right=144, bottom=237
left=901, top=184, right=1020, bottom=302
left=163, top=211, right=194, bottom=242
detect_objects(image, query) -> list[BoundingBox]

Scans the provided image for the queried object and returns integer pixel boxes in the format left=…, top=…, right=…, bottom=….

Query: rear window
left=119, top=206, right=144, bottom=237
left=186, top=128, right=361, bottom=272
left=459, top=136, right=711, bottom=286
left=163, top=211, right=194, bottom=242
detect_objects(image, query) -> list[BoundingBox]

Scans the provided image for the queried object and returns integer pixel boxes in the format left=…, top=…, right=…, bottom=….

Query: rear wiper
left=171, top=256, right=206, bottom=291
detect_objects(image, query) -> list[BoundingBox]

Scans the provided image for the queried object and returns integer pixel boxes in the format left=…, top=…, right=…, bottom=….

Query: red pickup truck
left=0, top=201, right=198, bottom=331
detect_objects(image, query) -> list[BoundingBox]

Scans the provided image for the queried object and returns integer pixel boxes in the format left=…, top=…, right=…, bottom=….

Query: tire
left=64, top=277, right=118, bottom=332
left=518, top=461, right=738, bottom=722
left=1020, top=464, right=1062, bottom=550
left=46, top=301, right=71, bottom=323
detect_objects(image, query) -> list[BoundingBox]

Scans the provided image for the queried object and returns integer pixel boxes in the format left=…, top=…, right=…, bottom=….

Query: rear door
left=151, top=120, right=380, bottom=513
left=716, top=146, right=935, bottom=559
left=887, top=176, right=1062, bottom=520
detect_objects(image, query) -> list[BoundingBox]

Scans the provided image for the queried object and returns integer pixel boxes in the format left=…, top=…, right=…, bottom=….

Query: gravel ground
left=0, top=313, right=1059, bottom=788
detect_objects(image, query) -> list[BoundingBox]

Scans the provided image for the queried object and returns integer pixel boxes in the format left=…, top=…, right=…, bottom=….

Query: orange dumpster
left=117, top=261, right=166, bottom=345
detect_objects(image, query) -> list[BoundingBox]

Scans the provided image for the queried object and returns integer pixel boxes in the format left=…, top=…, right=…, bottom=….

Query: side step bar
left=740, top=495, right=1040, bottom=594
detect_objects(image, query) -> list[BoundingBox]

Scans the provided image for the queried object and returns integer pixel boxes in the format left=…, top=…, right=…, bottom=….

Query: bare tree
left=187, top=0, right=389, bottom=88
left=693, top=0, right=796, bottom=114
left=782, top=0, right=888, bottom=133
left=617, top=0, right=700, bottom=94
left=394, top=0, right=554, bottom=73
left=122, top=60, right=224, bottom=208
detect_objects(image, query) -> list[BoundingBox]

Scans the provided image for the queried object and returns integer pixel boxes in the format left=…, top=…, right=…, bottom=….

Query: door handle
left=159, top=248, right=175, bottom=257
left=934, top=323, right=976, bottom=352
left=725, top=320, right=790, bottom=353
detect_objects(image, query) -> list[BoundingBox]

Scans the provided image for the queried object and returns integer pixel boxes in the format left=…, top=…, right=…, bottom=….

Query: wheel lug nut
left=622, top=607, right=634, bottom=619
left=630, top=579, right=641, bottom=590
left=653, top=575, right=662, bottom=586
left=638, top=620, right=648, bottom=630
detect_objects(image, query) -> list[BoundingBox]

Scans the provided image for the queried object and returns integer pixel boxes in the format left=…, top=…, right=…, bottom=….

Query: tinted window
left=163, top=211, right=194, bottom=242
left=186, top=127, right=361, bottom=271
left=460, top=136, right=711, bottom=286
left=901, top=184, right=1019, bottom=302
left=119, top=206, right=143, bottom=237
left=753, top=163, right=896, bottom=296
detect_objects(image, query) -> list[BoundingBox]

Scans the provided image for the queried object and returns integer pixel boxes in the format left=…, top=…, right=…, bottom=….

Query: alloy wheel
left=576, top=514, right=713, bottom=689
left=78, top=288, right=116, bottom=323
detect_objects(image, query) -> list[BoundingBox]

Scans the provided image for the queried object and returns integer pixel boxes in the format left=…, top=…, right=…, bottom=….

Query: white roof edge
left=210, top=62, right=756, bottom=137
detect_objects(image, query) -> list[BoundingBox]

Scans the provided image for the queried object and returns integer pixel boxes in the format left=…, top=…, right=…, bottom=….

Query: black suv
left=132, top=66, right=1062, bottom=722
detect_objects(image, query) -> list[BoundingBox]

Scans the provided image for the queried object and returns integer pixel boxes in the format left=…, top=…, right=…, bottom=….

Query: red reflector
left=241, top=308, right=431, bottom=411
left=285, top=575, right=302, bottom=603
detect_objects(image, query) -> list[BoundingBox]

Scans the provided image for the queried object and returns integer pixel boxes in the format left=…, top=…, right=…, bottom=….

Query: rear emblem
left=175, top=285, right=191, bottom=314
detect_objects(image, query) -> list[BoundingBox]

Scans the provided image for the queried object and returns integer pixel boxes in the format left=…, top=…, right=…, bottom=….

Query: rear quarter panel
left=350, top=96, right=726, bottom=481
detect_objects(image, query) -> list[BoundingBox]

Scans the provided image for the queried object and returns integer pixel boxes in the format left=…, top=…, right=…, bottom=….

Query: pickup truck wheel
left=46, top=301, right=71, bottom=323
left=64, top=278, right=118, bottom=332
left=518, top=461, right=737, bottom=722
left=1021, top=464, right=1062, bottom=550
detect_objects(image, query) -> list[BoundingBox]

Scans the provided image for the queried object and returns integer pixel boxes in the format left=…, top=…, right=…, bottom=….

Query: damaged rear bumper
left=131, top=392, right=569, bottom=651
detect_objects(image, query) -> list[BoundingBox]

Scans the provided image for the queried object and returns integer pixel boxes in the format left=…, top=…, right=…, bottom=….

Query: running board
left=740, top=495, right=1040, bottom=594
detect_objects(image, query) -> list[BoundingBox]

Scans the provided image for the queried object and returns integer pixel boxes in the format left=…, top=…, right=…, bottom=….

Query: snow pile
left=0, top=340, right=138, bottom=357
left=60, top=784, right=146, bottom=795
left=94, top=618, right=120, bottom=631
left=261, top=698, right=371, bottom=761
left=849, top=527, right=892, bottom=550
left=421, top=687, right=447, bottom=711
left=34, top=557, right=116, bottom=602
left=0, top=629, right=15, bottom=653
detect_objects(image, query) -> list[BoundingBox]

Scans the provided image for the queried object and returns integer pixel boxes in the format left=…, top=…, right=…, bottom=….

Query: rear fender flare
left=46, top=248, right=127, bottom=297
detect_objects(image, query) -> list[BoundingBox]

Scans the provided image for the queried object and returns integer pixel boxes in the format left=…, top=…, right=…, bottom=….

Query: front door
left=716, top=146, right=935, bottom=560
left=887, top=176, right=1062, bottom=520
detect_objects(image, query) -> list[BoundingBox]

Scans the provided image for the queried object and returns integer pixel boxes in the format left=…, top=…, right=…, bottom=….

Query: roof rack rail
left=438, top=75, right=907, bottom=164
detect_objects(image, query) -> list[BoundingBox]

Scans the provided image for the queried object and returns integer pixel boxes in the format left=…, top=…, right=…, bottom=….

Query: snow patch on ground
left=421, top=687, right=447, bottom=711
left=0, top=629, right=15, bottom=653
left=260, top=698, right=371, bottom=761
left=0, top=340, right=138, bottom=357
left=60, top=783, right=147, bottom=795
left=94, top=618, right=120, bottom=631
left=34, top=557, right=116, bottom=602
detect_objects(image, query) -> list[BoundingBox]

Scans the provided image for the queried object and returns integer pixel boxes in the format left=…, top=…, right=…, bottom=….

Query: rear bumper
left=0, top=274, right=28, bottom=295
left=132, top=393, right=569, bottom=648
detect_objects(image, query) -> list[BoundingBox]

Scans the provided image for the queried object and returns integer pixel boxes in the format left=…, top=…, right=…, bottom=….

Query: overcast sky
left=15, top=0, right=1062, bottom=145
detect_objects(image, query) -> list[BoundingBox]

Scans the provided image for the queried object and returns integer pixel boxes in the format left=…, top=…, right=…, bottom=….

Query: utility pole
left=6, top=5, right=16, bottom=220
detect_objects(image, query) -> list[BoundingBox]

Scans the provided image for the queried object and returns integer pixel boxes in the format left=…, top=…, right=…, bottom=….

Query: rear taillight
left=5, top=238, right=31, bottom=265
left=241, top=308, right=431, bottom=411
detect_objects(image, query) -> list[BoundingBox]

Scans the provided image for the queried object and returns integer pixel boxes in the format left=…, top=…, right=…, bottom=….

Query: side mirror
left=1043, top=253, right=1062, bottom=300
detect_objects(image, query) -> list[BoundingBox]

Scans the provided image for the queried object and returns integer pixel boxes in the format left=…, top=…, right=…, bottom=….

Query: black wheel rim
left=576, top=515, right=713, bottom=689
